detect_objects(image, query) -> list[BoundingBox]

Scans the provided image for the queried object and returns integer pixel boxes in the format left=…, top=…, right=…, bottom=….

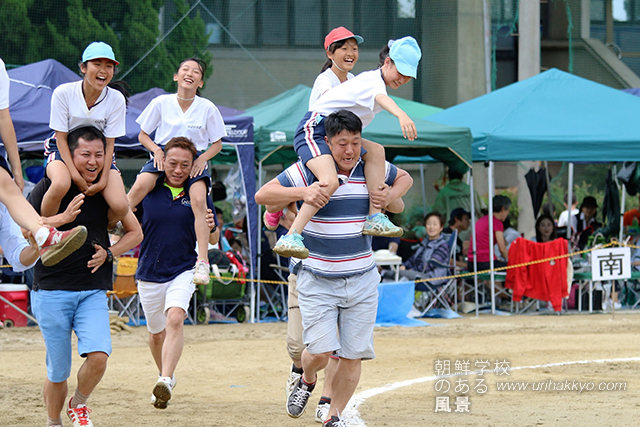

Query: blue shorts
left=138, top=150, right=211, bottom=191
left=0, top=156, right=12, bottom=178
left=293, top=112, right=330, bottom=165
left=45, top=137, right=118, bottom=171
left=30, top=289, right=112, bottom=383
left=297, top=267, right=380, bottom=360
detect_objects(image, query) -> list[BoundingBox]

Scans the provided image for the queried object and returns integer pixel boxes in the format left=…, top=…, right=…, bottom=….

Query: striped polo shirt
left=278, top=158, right=398, bottom=277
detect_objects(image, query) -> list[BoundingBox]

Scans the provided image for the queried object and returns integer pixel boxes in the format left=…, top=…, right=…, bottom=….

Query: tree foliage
left=0, top=0, right=211, bottom=94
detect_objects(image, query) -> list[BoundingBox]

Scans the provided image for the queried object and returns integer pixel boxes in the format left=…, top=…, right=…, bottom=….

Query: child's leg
left=103, top=169, right=130, bottom=229
left=41, top=160, right=72, bottom=217
left=0, top=169, right=44, bottom=235
left=189, top=180, right=210, bottom=262
left=286, top=154, right=340, bottom=235
left=361, top=139, right=386, bottom=215
left=127, top=172, right=160, bottom=211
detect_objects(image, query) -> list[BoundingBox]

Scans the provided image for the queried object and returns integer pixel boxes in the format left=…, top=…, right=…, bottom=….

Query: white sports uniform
left=49, top=81, right=126, bottom=138
left=136, top=94, right=227, bottom=151
left=309, top=69, right=387, bottom=128
left=308, top=68, right=354, bottom=109
left=0, top=59, right=9, bottom=110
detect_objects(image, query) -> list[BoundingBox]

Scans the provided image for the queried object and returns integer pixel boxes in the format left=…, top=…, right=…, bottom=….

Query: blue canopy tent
left=4, top=60, right=260, bottom=321
left=428, top=68, right=640, bottom=313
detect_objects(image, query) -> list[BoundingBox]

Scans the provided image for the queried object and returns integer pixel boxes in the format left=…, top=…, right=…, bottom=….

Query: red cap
left=324, top=27, right=364, bottom=51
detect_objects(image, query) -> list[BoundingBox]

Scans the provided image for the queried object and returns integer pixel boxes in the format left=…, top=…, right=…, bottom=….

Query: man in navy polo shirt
left=255, top=110, right=412, bottom=426
left=135, top=136, right=218, bottom=409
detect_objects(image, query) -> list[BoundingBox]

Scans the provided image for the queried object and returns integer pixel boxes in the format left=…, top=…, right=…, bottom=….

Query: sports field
left=1, top=312, right=638, bottom=426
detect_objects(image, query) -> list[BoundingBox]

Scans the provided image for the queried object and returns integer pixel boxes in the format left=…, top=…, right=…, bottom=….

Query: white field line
left=342, top=357, right=640, bottom=427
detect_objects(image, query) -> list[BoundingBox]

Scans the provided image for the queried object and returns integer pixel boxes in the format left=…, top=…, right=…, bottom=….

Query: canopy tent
left=245, top=85, right=473, bottom=174
left=4, top=60, right=259, bottom=320
left=428, top=68, right=640, bottom=162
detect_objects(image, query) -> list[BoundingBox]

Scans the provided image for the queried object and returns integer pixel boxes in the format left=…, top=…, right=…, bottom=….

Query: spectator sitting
left=443, top=207, right=469, bottom=269
left=571, top=196, right=601, bottom=249
left=467, top=195, right=511, bottom=271
left=531, top=214, right=557, bottom=243
left=395, top=212, right=450, bottom=284
left=557, top=193, right=578, bottom=228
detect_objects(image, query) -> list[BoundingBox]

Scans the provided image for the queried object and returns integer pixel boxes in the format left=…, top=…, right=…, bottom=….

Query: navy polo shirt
left=137, top=175, right=214, bottom=283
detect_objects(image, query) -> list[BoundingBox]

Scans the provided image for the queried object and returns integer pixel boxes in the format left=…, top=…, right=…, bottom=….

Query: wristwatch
left=105, top=248, right=113, bottom=263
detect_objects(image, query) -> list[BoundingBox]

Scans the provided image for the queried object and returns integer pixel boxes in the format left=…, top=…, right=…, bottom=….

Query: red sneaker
left=263, top=210, right=284, bottom=231
left=67, top=398, right=93, bottom=426
left=39, top=226, right=88, bottom=267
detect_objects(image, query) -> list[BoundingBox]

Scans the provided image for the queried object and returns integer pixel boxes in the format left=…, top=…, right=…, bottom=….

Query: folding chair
left=411, top=231, right=459, bottom=315
left=107, top=257, right=141, bottom=326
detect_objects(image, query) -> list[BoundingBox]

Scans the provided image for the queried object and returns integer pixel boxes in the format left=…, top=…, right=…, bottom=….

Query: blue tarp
left=429, top=68, right=640, bottom=162
left=375, top=281, right=429, bottom=327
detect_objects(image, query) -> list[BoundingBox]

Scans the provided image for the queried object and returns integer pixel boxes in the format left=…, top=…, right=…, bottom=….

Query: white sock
left=35, top=227, right=50, bottom=247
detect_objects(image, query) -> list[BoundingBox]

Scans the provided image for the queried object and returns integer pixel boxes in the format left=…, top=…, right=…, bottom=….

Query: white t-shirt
left=308, top=69, right=354, bottom=109
left=557, top=208, right=579, bottom=227
left=49, top=81, right=126, bottom=138
left=136, top=94, right=227, bottom=152
left=0, top=59, right=9, bottom=110
left=309, top=69, right=387, bottom=128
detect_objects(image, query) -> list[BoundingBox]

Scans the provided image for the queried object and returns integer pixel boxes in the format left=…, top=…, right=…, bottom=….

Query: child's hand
left=61, top=194, right=85, bottom=224
left=154, top=148, right=165, bottom=171
left=84, top=180, right=106, bottom=196
left=190, top=157, right=207, bottom=178
left=398, top=114, right=417, bottom=141
left=72, top=173, right=90, bottom=193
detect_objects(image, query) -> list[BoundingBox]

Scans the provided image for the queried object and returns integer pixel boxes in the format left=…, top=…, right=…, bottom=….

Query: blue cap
left=82, top=42, right=119, bottom=65
left=388, top=36, right=421, bottom=79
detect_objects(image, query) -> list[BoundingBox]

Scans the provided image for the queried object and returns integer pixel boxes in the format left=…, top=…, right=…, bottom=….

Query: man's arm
left=255, top=177, right=330, bottom=210
left=370, top=167, right=413, bottom=214
left=110, top=209, right=143, bottom=257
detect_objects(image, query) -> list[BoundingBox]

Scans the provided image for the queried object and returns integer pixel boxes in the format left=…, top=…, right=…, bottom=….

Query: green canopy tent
left=245, top=85, right=472, bottom=174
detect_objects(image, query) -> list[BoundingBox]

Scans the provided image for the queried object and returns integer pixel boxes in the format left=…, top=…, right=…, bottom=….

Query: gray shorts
left=297, top=267, right=380, bottom=360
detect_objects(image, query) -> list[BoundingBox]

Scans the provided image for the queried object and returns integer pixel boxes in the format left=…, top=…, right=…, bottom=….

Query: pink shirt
left=468, top=215, right=504, bottom=262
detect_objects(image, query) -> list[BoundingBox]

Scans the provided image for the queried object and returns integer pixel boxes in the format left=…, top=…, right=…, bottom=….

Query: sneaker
left=67, top=398, right=93, bottom=427
left=286, top=365, right=302, bottom=398
left=362, top=214, right=403, bottom=238
left=151, top=375, right=177, bottom=405
left=40, top=226, right=88, bottom=267
left=152, top=376, right=174, bottom=409
left=286, top=376, right=315, bottom=418
left=324, top=415, right=347, bottom=427
left=315, top=401, right=331, bottom=423
left=264, top=210, right=284, bottom=231
left=193, top=260, right=211, bottom=285
left=273, top=230, right=309, bottom=259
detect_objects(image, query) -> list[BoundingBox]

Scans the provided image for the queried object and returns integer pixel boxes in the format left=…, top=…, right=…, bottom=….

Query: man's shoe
left=67, top=398, right=93, bottom=427
left=153, top=376, right=174, bottom=409
left=324, top=415, right=347, bottom=427
left=273, top=230, right=309, bottom=259
left=40, top=226, right=88, bottom=266
left=193, top=260, right=211, bottom=285
left=151, top=375, right=176, bottom=405
left=286, top=376, right=315, bottom=418
left=264, top=210, right=284, bottom=231
left=362, top=213, right=403, bottom=237
left=315, top=401, right=331, bottom=423
left=286, top=365, right=302, bottom=398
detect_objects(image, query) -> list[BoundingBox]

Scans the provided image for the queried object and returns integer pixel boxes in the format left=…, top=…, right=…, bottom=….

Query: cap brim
left=395, top=62, right=416, bottom=79
left=84, top=56, right=119, bottom=66
left=327, top=35, right=364, bottom=50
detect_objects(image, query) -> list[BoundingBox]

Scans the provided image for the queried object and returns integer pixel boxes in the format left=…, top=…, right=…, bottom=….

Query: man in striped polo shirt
left=256, top=109, right=412, bottom=426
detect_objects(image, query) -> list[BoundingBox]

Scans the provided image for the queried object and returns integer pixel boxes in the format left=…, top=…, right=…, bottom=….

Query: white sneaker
left=193, top=260, right=211, bottom=285
left=152, top=375, right=176, bottom=409
left=286, top=365, right=302, bottom=398
left=67, top=398, right=93, bottom=427
left=151, top=374, right=177, bottom=404
left=315, top=401, right=330, bottom=423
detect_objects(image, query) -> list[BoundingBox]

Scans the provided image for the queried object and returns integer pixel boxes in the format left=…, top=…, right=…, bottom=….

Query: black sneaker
left=324, top=415, right=347, bottom=427
left=286, top=377, right=315, bottom=418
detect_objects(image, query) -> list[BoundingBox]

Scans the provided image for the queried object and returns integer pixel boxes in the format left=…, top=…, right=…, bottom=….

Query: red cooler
left=0, top=284, right=29, bottom=327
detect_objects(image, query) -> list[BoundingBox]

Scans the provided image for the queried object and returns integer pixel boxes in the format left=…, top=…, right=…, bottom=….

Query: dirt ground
left=1, top=311, right=639, bottom=427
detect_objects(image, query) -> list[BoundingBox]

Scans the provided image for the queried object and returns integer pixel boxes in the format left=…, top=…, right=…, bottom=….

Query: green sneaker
left=273, top=230, right=309, bottom=259
left=362, top=214, right=403, bottom=237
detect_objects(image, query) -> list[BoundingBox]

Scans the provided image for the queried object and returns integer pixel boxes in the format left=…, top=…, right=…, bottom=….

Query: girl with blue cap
left=270, top=36, right=422, bottom=259
left=42, top=41, right=129, bottom=228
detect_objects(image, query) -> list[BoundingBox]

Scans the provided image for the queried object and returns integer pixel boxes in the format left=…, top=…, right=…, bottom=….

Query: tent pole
left=469, top=168, right=479, bottom=317
left=544, top=160, right=552, bottom=207
left=252, top=162, right=263, bottom=324
left=483, top=0, right=492, bottom=93
left=488, top=162, right=496, bottom=314
left=420, top=164, right=427, bottom=214
left=616, top=165, right=625, bottom=243
left=567, top=163, right=574, bottom=252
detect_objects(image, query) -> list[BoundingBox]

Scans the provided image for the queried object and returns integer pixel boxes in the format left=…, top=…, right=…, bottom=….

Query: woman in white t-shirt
left=42, top=42, right=129, bottom=227
left=127, top=58, right=226, bottom=285
left=270, top=36, right=422, bottom=259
